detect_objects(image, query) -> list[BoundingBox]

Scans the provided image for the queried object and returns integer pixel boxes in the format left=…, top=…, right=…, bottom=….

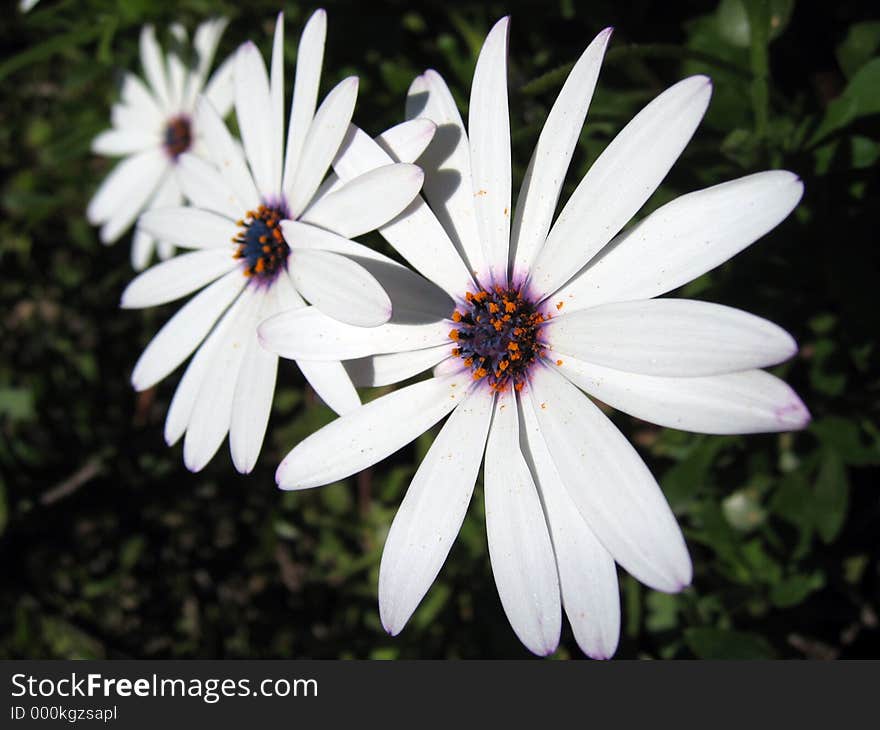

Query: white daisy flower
left=87, top=18, right=235, bottom=270
left=121, top=10, right=431, bottom=474
left=260, top=18, right=810, bottom=658
left=20, top=0, right=40, bottom=12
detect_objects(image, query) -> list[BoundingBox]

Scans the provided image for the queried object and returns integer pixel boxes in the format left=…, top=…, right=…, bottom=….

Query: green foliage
left=0, top=0, right=878, bottom=660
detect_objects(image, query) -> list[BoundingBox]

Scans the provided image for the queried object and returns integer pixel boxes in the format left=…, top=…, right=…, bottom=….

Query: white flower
left=259, top=18, right=810, bottom=658
left=121, top=10, right=430, bottom=474
left=87, top=18, right=235, bottom=270
left=20, top=0, right=39, bottom=12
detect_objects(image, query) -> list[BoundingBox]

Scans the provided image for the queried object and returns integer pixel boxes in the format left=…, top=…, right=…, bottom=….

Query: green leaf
left=685, top=627, right=777, bottom=658
left=661, top=436, right=730, bottom=508
left=716, top=0, right=795, bottom=48
left=119, top=536, right=145, bottom=571
left=0, top=24, right=105, bottom=83
left=411, top=582, right=451, bottom=630
left=813, top=450, right=850, bottom=543
left=810, top=57, right=880, bottom=145
left=646, top=592, right=680, bottom=633
left=0, top=387, right=35, bottom=422
left=810, top=417, right=880, bottom=466
left=770, top=572, right=825, bottom=608
left=836, top=21, right=880, bottom=78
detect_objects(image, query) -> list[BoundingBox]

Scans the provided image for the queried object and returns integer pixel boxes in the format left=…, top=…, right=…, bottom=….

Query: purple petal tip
left=776, top=399, right=811, bottom=430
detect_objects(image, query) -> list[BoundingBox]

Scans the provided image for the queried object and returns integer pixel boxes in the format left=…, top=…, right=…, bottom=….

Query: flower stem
left=745, top=0, right=771, bottom=138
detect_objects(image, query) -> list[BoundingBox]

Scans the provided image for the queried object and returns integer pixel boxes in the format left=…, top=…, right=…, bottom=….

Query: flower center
left=233, top=204, right=290, bottom=281
left=163, top=115, right=192, bottom=159
left=449, top=287, right=548, bottom=392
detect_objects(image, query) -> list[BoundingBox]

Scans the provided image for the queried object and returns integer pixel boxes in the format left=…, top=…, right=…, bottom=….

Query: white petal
left=288, top=77, right=359, bottom=217
left=183, top=287, right=260, bottom=471
left=259, top=306, right=449, bottom=361
left=380, top=387, right=494, bottom=634
left=468, top=17, right=512, bottom=285
left=195, top=95, right=260, bottom=211
left=275, top=267, right=307, bottom=311
left=165, top=24, right=188, bottom=111
left=111, top=103, right=150, bottom=134
left=176, top=152, right=242, bottom=217
left=290, top=248, right=391, bottom=327
left=406, top=71, right=484, bottom=276
left=296, top=359, right=361, bottom=415
left=203, top=53, right=236, bottom=117
left=137, top=206, right=239, bottom=250
left=131, top=270, right=246, bottom=390
left=276, top=374, right=469, bottom=489
left=130, top=173, right=183, bottom=269
left=532, top=75, right=713, bottom=298
left=433, top=356, right=468, bottom=379
left=282, top=219, right=391, bottom=262
left=281, top=220, right=454, bottom=324
left=266, top=272, right=359, bottom=416
left=140, top=25, right=171, bottom=112
left=269, top=13, right=285, bottom=193
left=546, top=299, right=798, bottom=377
left=519, top=395, right=620, bottom=659
left=345, top=345, right=450, bottom=387
left=131, top=229, right=155, bottom=271
left=164, top=284, right=249, bottom=446
left=301, top=117, right=430, bottom=211
left=484, top=392, right=561, bottom=656
left=87, top=149, right=167, bottom=229
left=555, top=171, right=805, bottom=310
left=375, top=118, right=437, bottom=164
left=558, top=358, right=811, bottom=434
left=121, top=249, right=237, bottom=308
left=511, top=29, right=612, bottom=277
left=528, top=365, right=691, bottom=592
left=157, top=239, right=175, bottom=260
left=185, top=17, right=229, bottom=108
left=119, top=72, right=163, bottom=129
left=235, top=41, right=277, bottom=198
left=300, top=163, right=424, bottom=238
left=91, top=128, right=158, bottom=156
left=98, top=165, right=171, bottom=245
left=331, top=125, right=474, bottom=297
left=282, top=9, right=327, bottom=194
left=229, top=322, right=278, bottom=473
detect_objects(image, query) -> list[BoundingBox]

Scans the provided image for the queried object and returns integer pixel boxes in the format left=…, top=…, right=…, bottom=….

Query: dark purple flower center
left=163, top=115, right=192, bottom=159
left=449, top=287, right=548, bottom=392
left=233, top=204, right=290, bottom=282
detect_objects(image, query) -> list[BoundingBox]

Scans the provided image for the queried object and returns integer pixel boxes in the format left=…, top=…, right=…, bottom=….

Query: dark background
left=0, top=0, right=878, bottom=659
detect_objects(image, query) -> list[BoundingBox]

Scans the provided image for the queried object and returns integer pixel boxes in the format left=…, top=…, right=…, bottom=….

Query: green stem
left=745, top=0, right=771, bottom=138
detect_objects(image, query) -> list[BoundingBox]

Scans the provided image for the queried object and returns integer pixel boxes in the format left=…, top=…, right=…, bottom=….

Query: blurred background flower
left=0, top=0, right=877, bottom=659
left=87, top=18, right=233, bottom=269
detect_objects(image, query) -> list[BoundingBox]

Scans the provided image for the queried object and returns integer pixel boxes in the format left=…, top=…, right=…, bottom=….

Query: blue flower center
left=163, top=115, right=192, bottom=159
left=233, top=204, right=290, bottom=281
left=449, top=287, right=548, bottom=392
